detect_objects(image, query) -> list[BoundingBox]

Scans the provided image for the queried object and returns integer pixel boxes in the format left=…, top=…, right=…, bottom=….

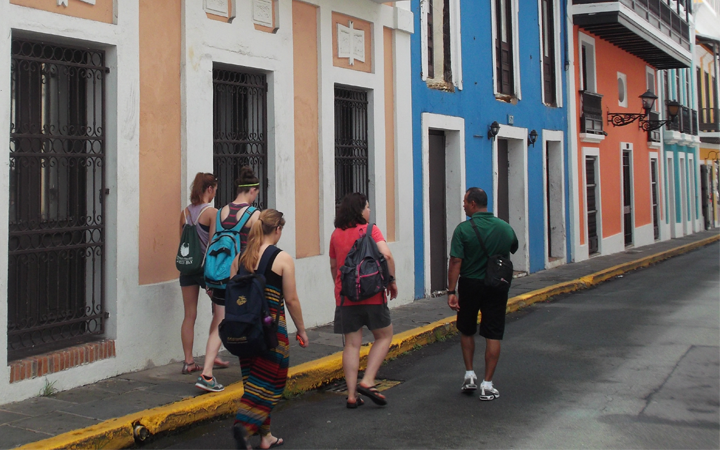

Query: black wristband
left=388, top=275, right=396, bottom=283
left=447, top=290, right=456, bottom=295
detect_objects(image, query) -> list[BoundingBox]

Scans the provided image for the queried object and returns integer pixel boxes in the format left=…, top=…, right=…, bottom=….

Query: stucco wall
left=0, top=0, right=142, bottom=404
left=10, top=0, right=115, bottom=24
left=138, top=0, right=182, bottom=285
left=0, top=0, right=414, bottom=405
left=573, top=26, right=665, bottom=256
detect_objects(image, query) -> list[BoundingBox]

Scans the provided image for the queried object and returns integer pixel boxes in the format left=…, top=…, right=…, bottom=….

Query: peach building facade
left=0, top=0, right=414, bottom=404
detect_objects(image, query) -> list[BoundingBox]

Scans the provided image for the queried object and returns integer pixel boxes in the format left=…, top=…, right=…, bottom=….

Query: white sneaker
left=479, top=385, right=499, bottom=401
left=461, top=374, right=478, bottom=392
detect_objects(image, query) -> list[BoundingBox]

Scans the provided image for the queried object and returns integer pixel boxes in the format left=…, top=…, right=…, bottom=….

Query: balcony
left=664, top=105, right=698, bottom=135
left=700, top=107, right=719, bottom=132
left=580, top=91, right=606, bottom=142
left=647, top=111, right=662, bottom=143
left=573, top=0, right=692, bottom=69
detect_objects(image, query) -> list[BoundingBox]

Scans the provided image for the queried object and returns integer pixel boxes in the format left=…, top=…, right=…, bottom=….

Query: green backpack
left=176, top=206, right=210, bottom=276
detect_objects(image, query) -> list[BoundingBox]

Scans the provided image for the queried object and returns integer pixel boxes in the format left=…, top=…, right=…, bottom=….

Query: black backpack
left=339, top=224, right=390, bottom=303
left=219, top=246, right=279, bottom=358
left=470, top=220, right=514, bottom=292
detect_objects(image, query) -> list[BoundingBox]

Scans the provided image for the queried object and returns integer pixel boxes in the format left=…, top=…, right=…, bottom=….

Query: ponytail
left=238, top=209, right=286, bottom=272
left=239, top=219, right=265, bottom=272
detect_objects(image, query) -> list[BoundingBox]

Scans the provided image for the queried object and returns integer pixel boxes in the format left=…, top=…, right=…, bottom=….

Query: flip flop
left=346, top=397, right=364, bottom=409
left=357, top=384, right=387, bottom=406
left=258, top=437, right=284, bottom=449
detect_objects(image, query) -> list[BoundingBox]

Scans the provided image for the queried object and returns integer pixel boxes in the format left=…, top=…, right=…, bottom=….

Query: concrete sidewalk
left=2, top=230, right=718, bottom=450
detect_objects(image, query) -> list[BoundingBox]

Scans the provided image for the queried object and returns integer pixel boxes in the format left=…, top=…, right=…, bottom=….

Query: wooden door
left=622, top=150, right=633, bottom=246
left=586, top=157, right=599, bottom=254
left=495, top=0, right=514, bottom=95
left=497, top=139, right=510, bottom=223
left=541, top=0, right=556, bottom=105
left=429, top=131, right=448, bottom=292
left=651, top=159, right=660, bottom=239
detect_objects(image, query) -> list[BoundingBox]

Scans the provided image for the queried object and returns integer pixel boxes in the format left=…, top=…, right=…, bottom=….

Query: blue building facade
left=410, top=0, right=570, bottom=299
left=658, top=66, right=703, bottom=239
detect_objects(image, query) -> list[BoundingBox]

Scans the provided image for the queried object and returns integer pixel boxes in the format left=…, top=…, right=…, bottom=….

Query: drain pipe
left=133, top=423, right=150, bottom=442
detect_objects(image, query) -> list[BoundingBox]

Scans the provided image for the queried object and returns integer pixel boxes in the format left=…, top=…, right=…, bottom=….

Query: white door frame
left=582, top=147, right=602, bottom=256
left=542, top=130, right=566, bottom=268
left=620, top=142, right=635, bottom=246
left=421, top=113, right=466, bottom=297
left=649, top=152, right=660, bottom=241
left=688, top=152, right=698, bottom=233
left=667, top=153, right=678, bottom=238
left=679, top=153, right=687, bottom=236
left=493, top=124, right=529, bottom=273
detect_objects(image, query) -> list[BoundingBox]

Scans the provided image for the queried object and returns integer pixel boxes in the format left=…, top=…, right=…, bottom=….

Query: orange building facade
left=568, top=1, right=694, bottom=261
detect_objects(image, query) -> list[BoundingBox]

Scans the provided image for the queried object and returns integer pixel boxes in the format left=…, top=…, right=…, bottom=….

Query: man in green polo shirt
left=447, top=187, right=518, bottom=401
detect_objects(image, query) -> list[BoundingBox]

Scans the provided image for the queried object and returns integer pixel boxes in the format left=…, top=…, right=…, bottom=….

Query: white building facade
left=0, top=0, right=414, bottom=405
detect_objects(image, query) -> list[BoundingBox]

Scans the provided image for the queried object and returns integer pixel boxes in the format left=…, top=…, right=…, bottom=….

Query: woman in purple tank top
left=178, top=173, right=223, bottom=375
left=195, top=166, right=261, bottom=393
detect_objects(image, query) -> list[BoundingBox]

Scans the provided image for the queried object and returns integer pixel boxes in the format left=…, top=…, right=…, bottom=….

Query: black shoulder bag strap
left=469, top=219, right=491, bottom=258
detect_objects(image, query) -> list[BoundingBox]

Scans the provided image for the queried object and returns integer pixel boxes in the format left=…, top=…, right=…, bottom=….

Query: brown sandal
left=182, top=361, right=202, bottom=374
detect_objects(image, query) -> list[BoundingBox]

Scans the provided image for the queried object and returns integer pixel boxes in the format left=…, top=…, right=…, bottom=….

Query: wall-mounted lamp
left=607, top=90, right=658, bottom=127
left=528, top=129, right=538, bottom=147
left=638, top=100, right=681, bottom=132
left=488, top=121, right=500, bottom=140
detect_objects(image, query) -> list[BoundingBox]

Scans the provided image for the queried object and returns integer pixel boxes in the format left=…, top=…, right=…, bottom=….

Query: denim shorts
left=333, top=304, right=391, bottom=334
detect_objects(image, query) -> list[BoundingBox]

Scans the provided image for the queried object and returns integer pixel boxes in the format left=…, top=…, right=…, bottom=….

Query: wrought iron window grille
left=212, top=69, right=268, bottom=210
left=334, top=87, right=369, bottom=204
left=9, top=39, right=108, bottom=360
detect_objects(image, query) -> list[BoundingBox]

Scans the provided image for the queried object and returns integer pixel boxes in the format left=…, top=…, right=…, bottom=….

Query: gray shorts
left=333, top=304, right=391, bottom=335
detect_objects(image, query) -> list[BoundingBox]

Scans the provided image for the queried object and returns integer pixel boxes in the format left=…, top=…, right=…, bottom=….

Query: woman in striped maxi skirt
left=230, top=209, right=309, bottom=450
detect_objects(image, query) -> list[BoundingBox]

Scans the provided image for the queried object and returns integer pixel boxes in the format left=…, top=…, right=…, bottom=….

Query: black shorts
left=333, top=304, right=391, bottom=334
left=456, top=277, right=509, bottom=340
left=179, top=273, right=206, bottom=289
left=210, top=288, right=225, bottom=306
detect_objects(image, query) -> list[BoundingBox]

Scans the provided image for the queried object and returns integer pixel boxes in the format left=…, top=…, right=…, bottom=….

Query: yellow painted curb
left=18, top=234, right=719, bottom=450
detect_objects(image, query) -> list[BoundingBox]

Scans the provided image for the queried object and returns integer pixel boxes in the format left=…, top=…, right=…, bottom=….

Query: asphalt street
left=142, top=243, right=720, bottom=449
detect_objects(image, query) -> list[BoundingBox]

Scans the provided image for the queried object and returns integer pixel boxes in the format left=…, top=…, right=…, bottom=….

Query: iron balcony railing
left=579, top=90, right=604, bottom=135
left=664, top=105, right=698, bottom=135
left=574, top=0, right=691, bottom=50
left=647, top=111, right=662, bottom=142
left=680, top=106, right=691, bottom=134
left=700, top=107, right=719, bottom=132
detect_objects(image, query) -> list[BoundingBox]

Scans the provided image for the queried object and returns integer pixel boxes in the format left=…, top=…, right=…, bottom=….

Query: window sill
left=495, top=93, right=518, bottom=104
left=579, top=133, right=606, bottom=144
left=425, top=78, right=455, bottom=92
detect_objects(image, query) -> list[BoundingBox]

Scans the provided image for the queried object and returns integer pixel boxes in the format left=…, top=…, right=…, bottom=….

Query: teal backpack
left=204, top=206, right=257, bottom=290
